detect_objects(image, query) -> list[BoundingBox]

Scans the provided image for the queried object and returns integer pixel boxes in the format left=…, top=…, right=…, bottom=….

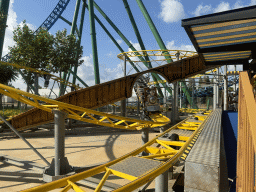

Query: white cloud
left=233, top=0, right=244, bottom=9
left=76, top=55, right=96, bottom=86
left=158, top=0, right=185, bottom=23
left=193, top=1, right=253, bottom=16
left=213, top=2, right=231, bottom=13
left=250, top=0, right=256, bottom=5
left=166, top=40, right=196, bottom=52
left=116, top=39, right=123, bottom=45
left=3, top=0, right=36, bottom=57
left=2, top=0, right=17, bottom=57
left=193, top=3, right=212, bottom=16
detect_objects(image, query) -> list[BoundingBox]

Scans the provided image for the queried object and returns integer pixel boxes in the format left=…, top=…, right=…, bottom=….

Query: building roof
left=182, top=5, right=256, bottom=66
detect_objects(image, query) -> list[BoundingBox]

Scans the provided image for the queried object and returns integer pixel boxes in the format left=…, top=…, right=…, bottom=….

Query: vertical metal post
left=0, top=0, right=10, bottom=58
left=121, top=56, right=127, bottom=117
left=53, top=109, right=67, bottom=176
left=224, top=65, right=228, bottom=110
left=217, top=68, right=219, bottom=107
left=155, top=170, right=168, bottom=192
left=180, top=82, right=182, bottom=108
left=164, top=86, right=167, bottom=115
left=141, top=127, right=149, bottom=156
left=171, top=83, right=178, bottom=124
left=112, top=105, right=116, bottom=115
left=234, top=65, right=237, bottom=93
left=89, top=0, right=100, bottom=85
left=213, top=77, right=217, bottom=110
left=137, top=96, right=140, bottom=116
left=34, top=73, right=39, bottom=95
left=192, top=80, right=194, bottom=109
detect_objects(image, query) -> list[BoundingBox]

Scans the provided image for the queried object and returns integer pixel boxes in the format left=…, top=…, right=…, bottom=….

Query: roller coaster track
left=0, top=83, right=169, bottom=130
left=22, top=111, right=210, bottom=192
left=0, top=55, right=216, bottom=131
left=0, top=61, right=81, bottom=91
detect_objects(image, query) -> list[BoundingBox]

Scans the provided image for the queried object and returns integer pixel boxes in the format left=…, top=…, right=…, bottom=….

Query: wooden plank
left=194, top=25, right=256, bottom=38
left=90, top=88, right=97, bottom=107
left=191, top=18, right=256, bottom=32
left=102, top=84, right=109, bottom=104
left=97, top=86, right=103, bottom=106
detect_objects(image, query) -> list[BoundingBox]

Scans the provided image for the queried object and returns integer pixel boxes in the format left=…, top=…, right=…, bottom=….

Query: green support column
left=136, top=0, right=172, bottom=63
left=0, top=0, right=10, bottom=58
left=60, top=0, right=81, bottom=96
left=72, top=1, right=86, bottom=89
left=88, top=0, right=100, bottom=85
left=122, top=0, right=164, bottom=98
left=91, top=2, right=171, bottom=95
left=92, top=12, right=140, bottom=73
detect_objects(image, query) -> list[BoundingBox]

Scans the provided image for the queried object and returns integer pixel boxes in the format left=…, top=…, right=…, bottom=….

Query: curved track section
left=0, top=61, right=81, bottom=91
left=0, top=83, right=170, bottom=130
left=1, top=55, right=216, bottom=131
left=21, top=112, right=211, bottom=192
left=2, top=0, right=71, bottom=61
left=34, top=0, right=71, bottom=33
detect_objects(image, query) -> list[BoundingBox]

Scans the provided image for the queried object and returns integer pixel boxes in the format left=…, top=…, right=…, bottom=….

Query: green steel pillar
left=60, top=0, right=81, bottom=96
left=0, top=0, right=10, bottom=59
left=122, top=0, right=163, bottom=98
left=92, top=12, right=141, bottom=73
left=72, top=1, right=86, bottom=89
left=136, top=0, right=172, bottom=63
left=92, top=2, right=171, bottom=95
left=88, top=0, right=100, bottom=85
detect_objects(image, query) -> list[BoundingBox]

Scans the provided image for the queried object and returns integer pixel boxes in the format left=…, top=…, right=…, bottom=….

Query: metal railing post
left=121, top=55, right=127, bottom=117
left=224, top=65, right=228, bottom=110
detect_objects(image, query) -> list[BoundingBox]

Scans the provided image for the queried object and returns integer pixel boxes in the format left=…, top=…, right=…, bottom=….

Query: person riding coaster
left=134, top=76, right=161, bottom=120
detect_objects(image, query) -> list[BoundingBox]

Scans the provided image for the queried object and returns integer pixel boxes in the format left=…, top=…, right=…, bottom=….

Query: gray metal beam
left=0, top=114, right=50, bottom=167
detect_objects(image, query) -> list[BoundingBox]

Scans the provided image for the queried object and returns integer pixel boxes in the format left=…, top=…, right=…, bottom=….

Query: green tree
left=0, top=64, right=18, bottom=109
left=51, top=29, right=83, bottom=96
left=50, top=29, right=83, bottom=74
left=9, top=20, right=55, bottom=95
left=9, top=21, right=83, bottom=97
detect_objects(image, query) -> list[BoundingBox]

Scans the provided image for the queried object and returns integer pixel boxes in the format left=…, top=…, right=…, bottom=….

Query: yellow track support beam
left=21, top=112, right=211, bottom=192
left=0, top=61, right=82, bottom=91
left=95, top=169, right=112, bottom=192
left=0, top=83, right=170, bottom=130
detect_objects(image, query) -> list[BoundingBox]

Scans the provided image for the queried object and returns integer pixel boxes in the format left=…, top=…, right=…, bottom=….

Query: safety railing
left=237, top=71, right=256, bottom=191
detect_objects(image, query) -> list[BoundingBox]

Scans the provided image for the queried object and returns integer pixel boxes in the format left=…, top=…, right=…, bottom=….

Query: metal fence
left=237, top=71, right=256, bottom=191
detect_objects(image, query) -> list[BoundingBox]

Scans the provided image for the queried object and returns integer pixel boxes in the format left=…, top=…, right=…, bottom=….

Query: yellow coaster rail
left=0, top=83, right=170, bottom=130
left=0, top=61, right=82, bottom=91
left=22, top=111, right=210, bottom=192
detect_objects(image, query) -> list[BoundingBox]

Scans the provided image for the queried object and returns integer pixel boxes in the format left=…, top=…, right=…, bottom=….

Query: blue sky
left=3, top=0, right=254, bottom=95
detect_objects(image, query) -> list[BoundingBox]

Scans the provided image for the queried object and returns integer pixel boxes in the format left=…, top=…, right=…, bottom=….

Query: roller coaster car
left=143, top=87, right=160, bottom=113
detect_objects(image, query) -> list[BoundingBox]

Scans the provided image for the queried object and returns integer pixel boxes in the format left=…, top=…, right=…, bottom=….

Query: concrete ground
left=0, top=115, right=187, bottom=192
